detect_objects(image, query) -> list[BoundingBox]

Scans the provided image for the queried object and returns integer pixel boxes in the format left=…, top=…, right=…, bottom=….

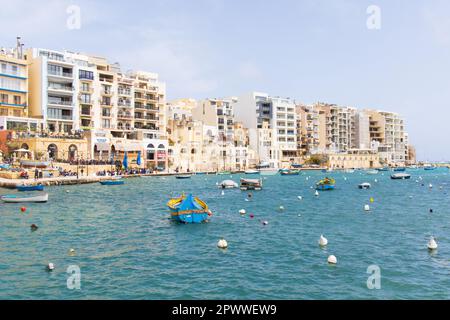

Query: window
left=102, top=119, right=110, bottom=128
left=48, top=64, right=61, bottom=75
left=1, top=63, right=7, bottom=73
left=1, top=94, right=8, bottom=103
left=102, top=108, right=110, bottom=117
left=81, top=82, right=90, bottom=92
left=11, top=65, right=18, bottom=75
left=80, top=94, right=91, bottom=104
left=79, top=70, right=94, bottom=80
left=13, top=96, right=21, bottom=105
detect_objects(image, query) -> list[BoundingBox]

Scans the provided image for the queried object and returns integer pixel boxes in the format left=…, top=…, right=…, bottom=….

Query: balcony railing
left=48, top=100, right=73, bottom=106
left=48, top=70, right=73, bottom=78
left=48, top=115, right=73, bottom=120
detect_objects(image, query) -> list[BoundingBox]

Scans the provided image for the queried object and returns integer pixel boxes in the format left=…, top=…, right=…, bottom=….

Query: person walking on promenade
left=34, top=168, right=39, bottom=180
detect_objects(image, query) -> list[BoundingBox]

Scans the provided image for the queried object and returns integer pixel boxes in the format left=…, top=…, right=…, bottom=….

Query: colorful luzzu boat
left=316, top=177, right=336, bottom=191
left=167, top=194, right=211, bottom=224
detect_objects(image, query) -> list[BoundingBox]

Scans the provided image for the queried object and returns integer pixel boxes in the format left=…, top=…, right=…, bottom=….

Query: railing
left=48, top=115, right=73, bottom=120
left=48, top=100, right=73, bottom=106
left=48, top=70, right=73, bottom=78
left=48, top=84, right=73, bottom=91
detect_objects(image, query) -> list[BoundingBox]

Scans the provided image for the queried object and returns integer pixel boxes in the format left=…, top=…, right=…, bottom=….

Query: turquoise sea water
left=1, top=169, right=450, bottom=299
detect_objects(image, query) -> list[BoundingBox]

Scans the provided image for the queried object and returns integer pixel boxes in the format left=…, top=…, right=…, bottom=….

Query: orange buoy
left=21, top=207, right=27, bottom=213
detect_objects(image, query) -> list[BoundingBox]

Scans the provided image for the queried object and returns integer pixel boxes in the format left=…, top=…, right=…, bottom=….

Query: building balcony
left=118, top=102, right=132, bottom=108
left=48, top=115, right=73, bottom=121
left=117, top=114, right=133, bottom=119
left=48, top=100, right=73, bottom=107
left=48, top=71, right=73, bottom=79
left=47, top=84, right=74, bottom=94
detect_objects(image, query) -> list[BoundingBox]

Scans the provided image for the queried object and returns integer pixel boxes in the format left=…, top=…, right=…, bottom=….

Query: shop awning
left=115, top=143, right=142, bottom=152
left=95, top=143, right=110, bottom=151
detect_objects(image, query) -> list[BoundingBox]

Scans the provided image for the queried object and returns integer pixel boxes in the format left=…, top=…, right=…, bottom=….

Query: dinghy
left=358, top=182, right=371, bottom=189
left=16, top=184, right=44, bottom=192
left=175, top=174, right=192, bottom=179
left=1, top=193, right=48, bottom=203
left=391, top=173, right=411, bottom=180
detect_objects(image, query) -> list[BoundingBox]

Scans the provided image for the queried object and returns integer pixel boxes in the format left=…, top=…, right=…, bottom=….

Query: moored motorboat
left=377, top=167, right=390, bottom=172
left=366, top=170, right=378, bottom=175
left=216, top=171, right=231, bottom=175
left=16, top=184, right=44, bottom=192
left=393, top=167, right=406, bottom=172
left=279, top=169, right=300, bottom=176
left=358, top=182, right=371, bottom=189
left=316, top=177, right=335, bottom=191
left=100, top=179, right=125, bottom=185
left=244, top=169, right=260, bottom=175
left=175, top=174, right=192, bottom=179
left=219, top=180, right=238, bottom=189
left=167, top=194, right=211, bottom=223
left=1, top=192, right=48, bottom=203
left=240, top=178, right=262, bottom=191
left=424, top=166, right=436, bottom=171
left=391, top=173, right=411, bottom=180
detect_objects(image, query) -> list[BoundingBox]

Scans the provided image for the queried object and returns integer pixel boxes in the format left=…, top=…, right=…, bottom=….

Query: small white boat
left=366, top=170, right=378, bottom=175
left=219, top=180, right=239, bottom=189
left=244, top=169, right=260, bottom=175
left=358, top=182, right=371, bottom=189
left=344, top=169, right=355, bottom=173
left=1, top=193, right=48, bottom=203
left=391, top=173, right=411, bottom=180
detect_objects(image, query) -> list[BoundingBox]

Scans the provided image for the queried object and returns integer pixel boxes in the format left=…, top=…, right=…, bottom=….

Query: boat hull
left=16, top=185, right=44, bottom=192
left=1, top=193, right=48, bottom=203
left=171, top=212, right=209, bottom=224
left=316, top=185, right=335, bottom=191
left=391, top=174, right=411, bottom=180
left=175, top=175, right=192, bottom=179
left=100, top=180, right=125, bottom=185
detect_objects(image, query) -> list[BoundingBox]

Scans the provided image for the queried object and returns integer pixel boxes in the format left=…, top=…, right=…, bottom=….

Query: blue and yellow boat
left=316, top=177, right=336, bottom=191
left=167, top=194, right=211, bottom=224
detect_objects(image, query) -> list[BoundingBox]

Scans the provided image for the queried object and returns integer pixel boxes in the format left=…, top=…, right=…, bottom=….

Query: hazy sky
left=1, top=0, right=449, bottom=161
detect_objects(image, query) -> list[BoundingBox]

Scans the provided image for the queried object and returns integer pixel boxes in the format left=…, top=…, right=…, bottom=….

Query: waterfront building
left=365, top=109, right=407, bottom=165
left=0, top=46, right=40, bottom=132
left=314, top=103, right=357, bottom=154
left=296, top=104, right=321, bottom=155
left=232, top=92, right=297, bottom=168
left=22, top=48, right=168, bottom=168
left=328, top=149, right=380, bottom=169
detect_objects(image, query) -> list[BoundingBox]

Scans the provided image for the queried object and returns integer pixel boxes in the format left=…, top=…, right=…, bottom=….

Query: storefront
left=144, top=139, right=167, bottom=170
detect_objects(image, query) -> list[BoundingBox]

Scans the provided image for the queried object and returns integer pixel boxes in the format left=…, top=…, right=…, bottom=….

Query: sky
left=1, top=0, right=449, bottom=161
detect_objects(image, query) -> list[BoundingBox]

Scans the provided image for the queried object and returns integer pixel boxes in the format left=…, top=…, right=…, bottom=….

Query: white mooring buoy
left=327, top=255, right=337, bottom=264
left=364, top=204, right=370, bottom=212
left=427, top=236, right=438, bottom=250
left=217, top=239, right=228, bottom=249
left=319, top=235, right=328, bottom=247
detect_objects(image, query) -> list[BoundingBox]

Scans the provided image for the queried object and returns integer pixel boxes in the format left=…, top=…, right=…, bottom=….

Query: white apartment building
left=26, top=48, right=168, bottom=167
left=232, top=92, right=297, bottom=168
